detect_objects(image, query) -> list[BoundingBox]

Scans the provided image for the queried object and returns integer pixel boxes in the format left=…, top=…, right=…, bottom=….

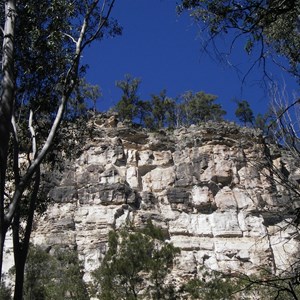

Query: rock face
left=10, top=117, right=300, bottom=290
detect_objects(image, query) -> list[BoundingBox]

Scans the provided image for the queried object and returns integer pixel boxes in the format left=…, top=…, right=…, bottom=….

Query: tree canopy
left=235, top=99, right=254, bottom=125
left=178, top=0, right=300, bottom=79
left=113, top=76, right=227, bottom=129
left=180, top=90, right=226, bottom=124
left=23, top=246, right=89, bottom=300
left=92, top=222, right=180, bottom=300
left=114, top=74, right=141, bottom=122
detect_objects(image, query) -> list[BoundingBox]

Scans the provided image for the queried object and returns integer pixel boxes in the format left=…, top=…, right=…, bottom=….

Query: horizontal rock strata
left=5, top=117, right=300, bottom=292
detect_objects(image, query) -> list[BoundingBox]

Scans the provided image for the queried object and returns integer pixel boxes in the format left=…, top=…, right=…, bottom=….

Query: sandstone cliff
left=5, top=115, right=300, bottom=294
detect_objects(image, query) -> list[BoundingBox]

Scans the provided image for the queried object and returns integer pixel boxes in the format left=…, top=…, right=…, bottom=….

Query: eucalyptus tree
left=235, top=100, right=254, bottom=125
left=114, top=74, right=141, bottom=122
left=150, top=89, right=175, bottom=129
left=178, top=0, right=300, bottom=80
left=0, top=0, right=121, bottom=298
left=180, top=91, right=226, bottom=125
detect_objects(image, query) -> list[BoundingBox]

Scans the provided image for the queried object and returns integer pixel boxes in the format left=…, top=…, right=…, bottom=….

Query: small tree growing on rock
left=114, top=74, right=141, bottom=122
left=92, top=221, right=180, bottom=300
left=180, top=91, right=226, bottom=125
left=235, top=100, right=254, bottom=126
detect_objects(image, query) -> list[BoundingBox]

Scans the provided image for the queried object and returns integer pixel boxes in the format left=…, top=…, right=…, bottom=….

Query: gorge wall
left=4, top=115, right=300, bottom=292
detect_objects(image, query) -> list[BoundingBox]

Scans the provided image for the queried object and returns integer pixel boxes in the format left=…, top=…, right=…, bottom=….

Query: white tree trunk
left=0, top=0, right=16, bottom=280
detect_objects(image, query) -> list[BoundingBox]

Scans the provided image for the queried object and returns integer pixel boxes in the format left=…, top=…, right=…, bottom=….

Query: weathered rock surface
left=5, top=117, right=300, bottom=294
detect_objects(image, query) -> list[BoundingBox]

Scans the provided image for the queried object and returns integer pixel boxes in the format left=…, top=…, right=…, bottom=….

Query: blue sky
left=83, top=0, right=299, bottom=121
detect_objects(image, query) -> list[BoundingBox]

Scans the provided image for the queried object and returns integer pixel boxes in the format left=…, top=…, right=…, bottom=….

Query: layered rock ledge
left=5, top=116, right=300, bottom=290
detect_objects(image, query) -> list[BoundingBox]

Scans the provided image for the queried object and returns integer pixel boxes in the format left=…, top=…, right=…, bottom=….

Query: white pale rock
left=169, top=236, right=214, bottom=251
left=138, top=150, right=154, bottom=166
left=211, top=211, right=243, bottom=237
left=153, top=150, right=173, bottom=166
left=142, top=166, right=175, bottom=192
left=125, top=149, right=137, bottom=165
left=158, top=199, right=178, bottom=220
left=238, top=211, right=267, bottom=237
left=169, top=212, right=213, bottom=237
left=191, top=185, right=211, bottom=207
left=126, top=166, right=139, bottom=188
left=76, top=205, right=116, bottom=225
left=11, top=120, right=298, bottom=298
left=214, top=187, right=237, bottom=210
left=233, top=188, right=255, bottom=209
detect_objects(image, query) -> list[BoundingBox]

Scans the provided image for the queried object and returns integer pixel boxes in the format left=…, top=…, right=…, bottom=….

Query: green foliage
left=183, top=268, right=300, bottom=300
left=15, top=0, right=75, bottom=110
left=68, top=79, right=102, bottom=119
left=181, top=91, right=226, bottom=124
left=234, top=100, right=254, bottom=125
left=150, top=90, right=176, bottom=129
left=254, top=112, right=272, bottom=136
left=139, top=219, right=166, bottom=241
left=138, top=89, right=177, bottom=130
left=183, top=270, right=244, bottom=300
left=136, top=100, right=152, bottom=127
left=114, top=74, right=142, bottom=122
left=177, top=0, right=300, bottom=79
left=114, top=78, right=226, bottom=129
left=14, top=1, right=102, bottom=134
left=13, top=1, right=107, bottom=157
left=0, top=282, right=12, bottom=300
left=23, top=246, right=89, bottom=300
left=92, top=222, right=180, bottom=299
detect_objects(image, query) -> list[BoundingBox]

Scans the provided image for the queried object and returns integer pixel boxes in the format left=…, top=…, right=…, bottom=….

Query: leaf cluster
left=0, top=282, right=12, bottom=300
left=178, top=0, right=300, bottom=79
left=92, top=222, right=180, bottom=299
left=22, top=246, right=89, bottom=300
left=183, top=267, right=300, bottom=300
left=115, top=74, right=142, bottom=122
left=114, top=75, right=226, bottom=129
left=180, top=90, right=226, bottom=125
left=183, top=270, right=245, bottom=300
left=15, top=0, right=75, bottom=119
left=234, top=99, right=254, bottom=125
left=12, top=1, right=108, bottom=152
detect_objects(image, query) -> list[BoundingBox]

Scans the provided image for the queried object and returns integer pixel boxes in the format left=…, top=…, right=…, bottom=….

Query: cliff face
left=8, top=117, right=300, bottom=287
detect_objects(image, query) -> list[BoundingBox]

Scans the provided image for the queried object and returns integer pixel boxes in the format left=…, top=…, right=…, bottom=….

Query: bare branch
left=81, top=0, right=117, bottom=51
left=270, top=98, right=300, bottom=129
left=11, top=115, right=20, bottom=186
left=61, top=32, right=77, bottom=44
left=28, top=110, right=37, bottom=159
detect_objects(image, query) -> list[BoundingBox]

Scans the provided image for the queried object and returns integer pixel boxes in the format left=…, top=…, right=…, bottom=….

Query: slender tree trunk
left=13, top=168, right=40, bottom=299
left=0, top=0, right=116, bottom=287
left=12, top=207, right=24, bottom=300
left=13, top=261, right=26, bottom=300
left=0, top=230, right=7, bottom=283
left=0, top=0, right=16, bottom=281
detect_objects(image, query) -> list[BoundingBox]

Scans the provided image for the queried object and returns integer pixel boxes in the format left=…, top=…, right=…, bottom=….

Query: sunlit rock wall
left=20, top=116, right=300, bottom=287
